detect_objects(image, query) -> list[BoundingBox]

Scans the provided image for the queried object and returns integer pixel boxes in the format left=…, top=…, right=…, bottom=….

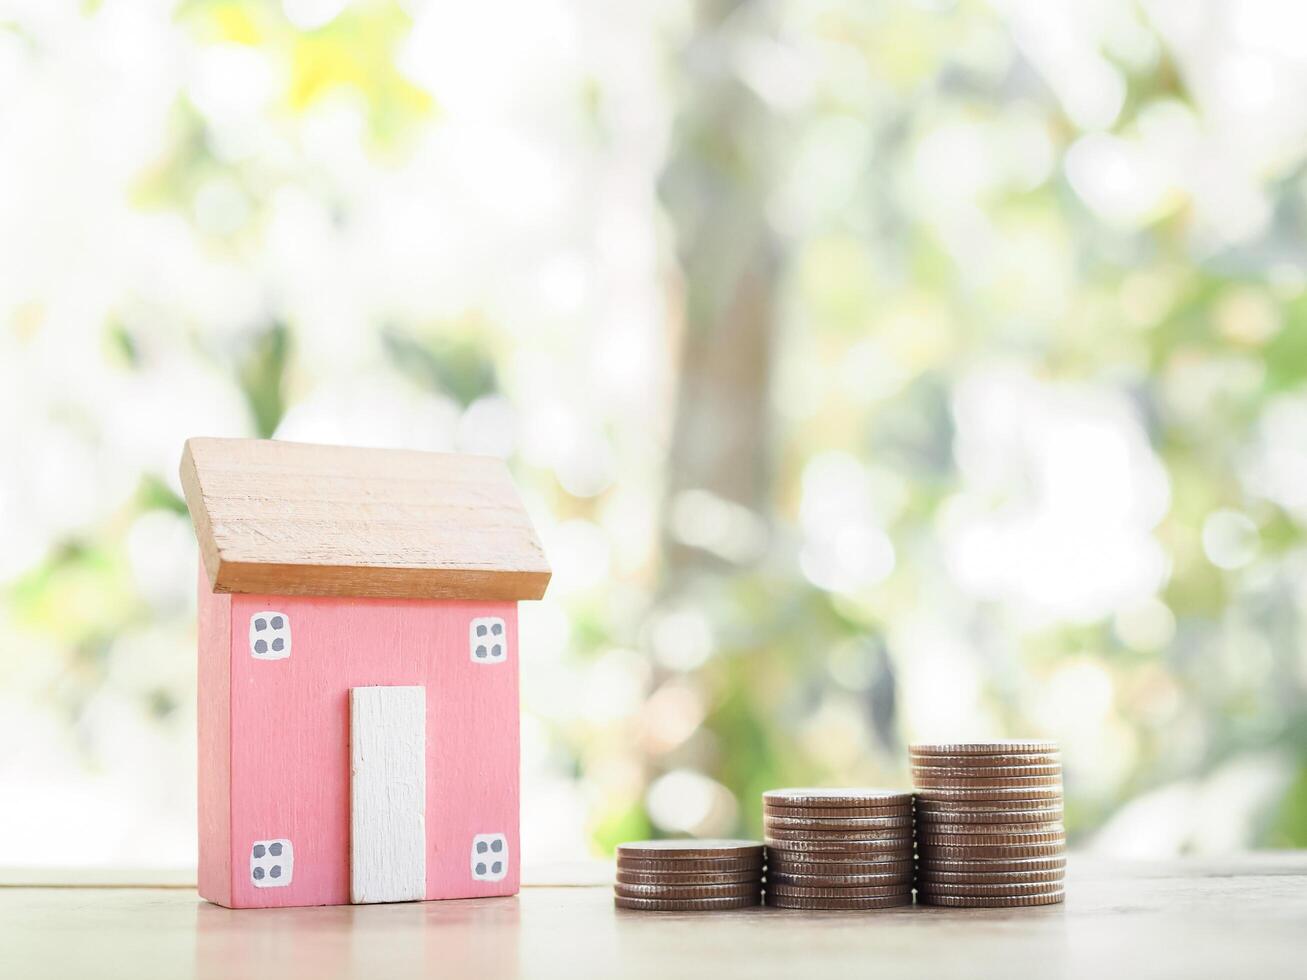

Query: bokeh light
left=2, top=0, right=1306, bottom=869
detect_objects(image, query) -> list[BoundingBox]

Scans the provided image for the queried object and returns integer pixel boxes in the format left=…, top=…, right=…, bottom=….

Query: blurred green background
left=1, top=0, right=1305, bottom=868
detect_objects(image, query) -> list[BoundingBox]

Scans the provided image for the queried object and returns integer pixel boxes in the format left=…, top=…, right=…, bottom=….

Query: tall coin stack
left=614, top=839, right=764, bottom=911
left=911, top=741, right=1066, bottom=907
left=762, top=788, right=915, bottom=910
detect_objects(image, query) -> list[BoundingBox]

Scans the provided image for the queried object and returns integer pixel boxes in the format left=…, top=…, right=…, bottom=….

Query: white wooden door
left=349, top=686, right=426, bottom=904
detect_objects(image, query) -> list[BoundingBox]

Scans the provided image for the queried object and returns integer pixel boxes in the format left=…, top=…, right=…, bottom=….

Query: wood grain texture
left=195, top=565, right=231, bottom=909
left=350, top=686, right=427, bottom=904
left=180, top=437, right=550, bottom=601
left=226, top=594, right=519, bottom=909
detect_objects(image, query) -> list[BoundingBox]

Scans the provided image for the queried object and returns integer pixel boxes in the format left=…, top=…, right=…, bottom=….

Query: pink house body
left=182, top=438, right=551, bottom=910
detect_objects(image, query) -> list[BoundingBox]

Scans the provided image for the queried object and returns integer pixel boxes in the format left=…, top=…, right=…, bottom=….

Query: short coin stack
left=614, top=839, right=763, bottom=911
left=911, top=741, right=1066, bottom=907
left=762, top=788, right=915, bottom=910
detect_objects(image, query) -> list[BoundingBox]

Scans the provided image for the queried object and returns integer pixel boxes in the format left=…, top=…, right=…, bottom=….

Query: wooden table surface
left=1, top=855, right=1302, bottom=979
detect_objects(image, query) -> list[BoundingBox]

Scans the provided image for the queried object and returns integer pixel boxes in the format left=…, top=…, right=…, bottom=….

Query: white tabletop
left=1, top=855, right=1302, bottom=979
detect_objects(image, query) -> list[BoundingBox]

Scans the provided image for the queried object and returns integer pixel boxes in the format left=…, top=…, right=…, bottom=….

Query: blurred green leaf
left=592, top=802, right=653, bottom=853
left=137, top=474, right=189, bottom=516
left=1269, top=760, right=1307, bottom=847
left=1265, top=302, right=1307, bottom=391
left=104, top=322, right=140, bottom=369
left=381, top=326, right=497, bottom=406
left=237, top=322, right=291, bottom=438
left=10, top=543, right=139, bottom=647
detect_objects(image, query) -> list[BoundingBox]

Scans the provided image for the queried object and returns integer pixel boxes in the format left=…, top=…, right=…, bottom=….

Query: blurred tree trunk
left=659, top=0, right=779, bottom=575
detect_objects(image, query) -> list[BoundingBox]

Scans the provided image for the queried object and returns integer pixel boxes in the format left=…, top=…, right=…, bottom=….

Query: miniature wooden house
left=180, top=437, right=550, bottom=909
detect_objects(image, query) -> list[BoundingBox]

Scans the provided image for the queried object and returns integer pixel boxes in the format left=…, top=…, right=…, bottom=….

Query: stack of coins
left=613, top=839, right=764, bottom=911
left=911, top=741, right=1066, bottom=908
left=762, top=788, right=915, bottom=910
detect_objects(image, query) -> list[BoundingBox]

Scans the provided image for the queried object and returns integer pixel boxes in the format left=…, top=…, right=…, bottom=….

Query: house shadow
left=195, top=895, right=522, bottom=979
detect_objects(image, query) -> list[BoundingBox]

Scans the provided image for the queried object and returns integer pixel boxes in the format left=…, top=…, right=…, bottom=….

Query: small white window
left=250, top=612, right=291, bottom=660
left=469, top=617, right=507, bottom=664
left=250, top=838, right=293, bottom=888
left=470, top=833, right=508, bottom=881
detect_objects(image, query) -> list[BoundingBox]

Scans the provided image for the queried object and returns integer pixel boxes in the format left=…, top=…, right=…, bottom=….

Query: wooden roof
left=180, top=438, right=551, bottom=601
